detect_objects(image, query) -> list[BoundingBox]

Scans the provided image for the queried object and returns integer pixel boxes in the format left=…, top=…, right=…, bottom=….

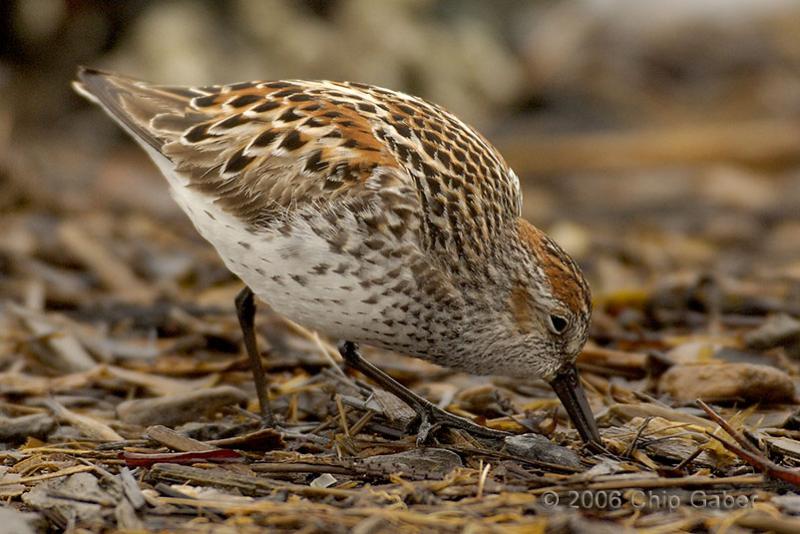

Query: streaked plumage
left=74, top=67, right=599, bottom=443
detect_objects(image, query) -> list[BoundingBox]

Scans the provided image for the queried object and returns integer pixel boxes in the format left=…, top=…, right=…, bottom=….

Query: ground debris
left=0, top=413, right=56, bottom=441
left=658, top=363, right=796, bottom=403
left=116, top=385, right=249, bottom=426
left=504, top=433, right=583, bottom=469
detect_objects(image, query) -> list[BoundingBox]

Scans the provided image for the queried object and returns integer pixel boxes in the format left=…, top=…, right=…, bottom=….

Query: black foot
left=235, top=286, right=274, bottom=427
left=338, top=341, right=509, bottom=445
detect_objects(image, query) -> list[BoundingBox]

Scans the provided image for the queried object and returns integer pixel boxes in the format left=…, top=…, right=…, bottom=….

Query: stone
left=658, top=363, right=795, bottom=403
left=117, top=385, right=248, bottom=426
left=360, top=448, right=463, bottom=479
left=504, top=433, right=582, bottom=468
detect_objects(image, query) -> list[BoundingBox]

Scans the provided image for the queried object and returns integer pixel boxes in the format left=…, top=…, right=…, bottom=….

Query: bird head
left=499, top=218, right=600, bottom=444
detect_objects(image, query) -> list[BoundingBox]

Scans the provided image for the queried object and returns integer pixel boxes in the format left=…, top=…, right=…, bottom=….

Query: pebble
left=117, top=386, right=248, bottom=426
left=504, top=433, right=582, bottom=468
left=658, top=363, right=795, bottom=403
left=361, top=448, right=463, bottom=479
left=0, top=413, right=56, bottom=441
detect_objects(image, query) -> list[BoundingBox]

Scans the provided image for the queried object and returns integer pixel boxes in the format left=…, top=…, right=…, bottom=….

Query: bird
left=73, top=67, right=601, bottom=446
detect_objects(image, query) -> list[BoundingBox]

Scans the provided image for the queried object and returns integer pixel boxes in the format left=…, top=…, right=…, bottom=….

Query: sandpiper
left=73, top=67, right=601, bottom=446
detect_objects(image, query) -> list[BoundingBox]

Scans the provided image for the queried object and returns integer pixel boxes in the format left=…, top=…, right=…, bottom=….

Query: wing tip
left=72, top=66, right=115, bottom=103
left=71, top=66, right=168, bottom=152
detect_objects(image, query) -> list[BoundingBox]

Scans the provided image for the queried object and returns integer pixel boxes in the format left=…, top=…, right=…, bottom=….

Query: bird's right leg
left=338, top=341, right=508, bottom=444
left=235, top=286, right=274, bottom=426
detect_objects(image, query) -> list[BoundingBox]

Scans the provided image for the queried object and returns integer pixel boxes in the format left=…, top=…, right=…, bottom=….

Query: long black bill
left=548, top=363, right=602, bottom=445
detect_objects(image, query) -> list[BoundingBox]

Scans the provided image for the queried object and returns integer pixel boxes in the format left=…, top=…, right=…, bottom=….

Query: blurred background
left=2, top=0, right=800, bottom=332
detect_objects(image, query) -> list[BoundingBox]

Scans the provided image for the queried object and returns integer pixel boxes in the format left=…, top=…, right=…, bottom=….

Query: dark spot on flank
left=288, top=93, right=313, bottom=102
left=302, top=117, right=324, bottom=128
left=423, top=130, right=439, bottom=143
left=224, top=149, right=255, bottom=173
left=290, top=274, right=308, bottom=286
left=216, top=114, right=248, bottom=129
left=323, top=111, right=342, bottom=119
left=252, top=101, right=281, bottom=113
left=278, top=108, right=303, bottom=123
left=228, top=94, right=262, bottom=107
left=184, top=123, right=217, bottom=143
left=193, top=95, right=217, bottom=107
left=304, top=150, right=327, bottom=173
left=397, top=104, right=416, bottom=115
left=252, top=129, right=279, bottom=147
left=430, top=198, right=445, bottom=217
left=327, top=231, right=347, bottom=254
left=356, top=102, right=376, bottom=113
left=255, top=267, right=265, bottom=275
left=279, top=130, right=308, bottom=151
left=238, top=241, right=251, bottom=249
left=228, top=81, right=256, bottom=91
left=302, top=103, right=321, bottom=111
left=203, top=210, right=216, bottom=220
left=323, top=178, right=341, bottom=190
left=273, top=88, right=299, bottom=98
left=311, top=263, right=330, bottom=275
left=427, top=176, right=442, bottom=197
left=419, top=161, right=435, bottom=179
left=342, top=138, right=358, bottom=148
left=362, top=295, right=379, bottom=305
left=264, top=81, right=295, bottom=89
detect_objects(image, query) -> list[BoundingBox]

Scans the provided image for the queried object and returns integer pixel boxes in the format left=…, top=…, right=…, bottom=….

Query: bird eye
left=549, top=314, right=569, bottom=334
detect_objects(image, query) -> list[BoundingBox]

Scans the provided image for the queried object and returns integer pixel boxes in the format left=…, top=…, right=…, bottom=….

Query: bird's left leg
left=235, top=286, right=274, bottom=426
left=338, top=341, right=508, bottom=444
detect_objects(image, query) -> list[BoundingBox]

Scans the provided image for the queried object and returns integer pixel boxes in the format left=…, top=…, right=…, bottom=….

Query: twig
left=335, top=394, right=351, bottom=437
left=624, top=416, right=653, bottom=457
left=675, top=446, right=704, bottom=471
left=697, top=399, right=761, bottom=455
left=705, top=432, right=800, bottom=488
left=476, top=461, right=491, bottom=499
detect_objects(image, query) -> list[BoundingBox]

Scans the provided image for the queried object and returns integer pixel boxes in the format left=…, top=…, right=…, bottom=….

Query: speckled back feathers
left=75, top=69, right=519, bottom=257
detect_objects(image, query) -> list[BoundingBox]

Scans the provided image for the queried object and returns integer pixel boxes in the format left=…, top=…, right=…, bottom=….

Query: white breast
left=136, top=145, right=419, bottom=347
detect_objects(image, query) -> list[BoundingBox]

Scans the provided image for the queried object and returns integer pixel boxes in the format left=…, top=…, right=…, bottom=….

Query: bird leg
left=338, top=341, right=509, bottom=445
left=235, top=286, right=274, bottom=426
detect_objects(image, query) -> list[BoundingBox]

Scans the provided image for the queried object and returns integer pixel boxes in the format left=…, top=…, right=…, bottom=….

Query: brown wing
left=74, top=68, right=409, bottom=229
